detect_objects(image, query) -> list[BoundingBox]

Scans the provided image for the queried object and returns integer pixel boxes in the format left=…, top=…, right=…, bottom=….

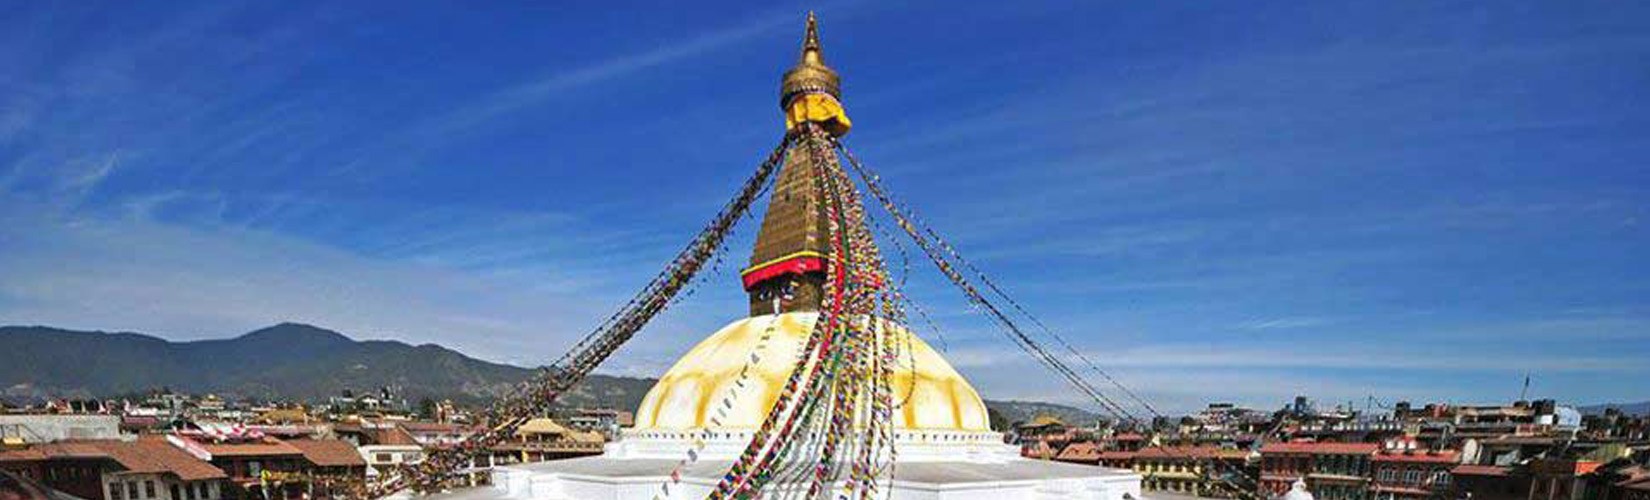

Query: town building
left=335, top=422, right=423, bottom=481
left=398, top=422, right=476, bottom=448
left=283, top=438, right=368, bottom=497
left=1369, top=439, right=1458, bottom=500
left=0, top=415, right=121, bottom=446
left=171, top=434, right=309, bottom=499
left=1132, top=445, right=1253, bottom=498
left=1112, top=432, right=1149, bottom=452
left=1100, top=450, right=1139, bottom=470
left=1527, top=457, right=1602, bottom=500
left=565, top=408, right=633, bottom=439
left=488, top=418, right=602, bottom=466
left=1055, top=442, right=1103, bottom=465
left=1586, top=457, right=1650, bottom=500
left=0, top=437, right=227, bottom=500
left=1260, top=442, right=1379, bottom=500
left=1450, top=464, right=1525, bottom=500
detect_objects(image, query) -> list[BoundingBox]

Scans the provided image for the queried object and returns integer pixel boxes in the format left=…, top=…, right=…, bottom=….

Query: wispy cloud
left=1240, top=316, right=1335, bottom=330
left=62, top=151, right=121, bottom=194
left=429, top=16, right=788, bottom=138
left=337, top=12, right=796, bottom=181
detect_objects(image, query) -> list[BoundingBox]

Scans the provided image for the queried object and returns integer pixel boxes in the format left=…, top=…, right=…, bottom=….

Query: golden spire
left=801, top=11, right=823, bottom=64
left=780, top=11, right=842, bottom=108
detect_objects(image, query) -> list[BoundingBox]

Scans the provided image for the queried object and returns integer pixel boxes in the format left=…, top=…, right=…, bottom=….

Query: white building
left=0, top=414, right=121, bottom=445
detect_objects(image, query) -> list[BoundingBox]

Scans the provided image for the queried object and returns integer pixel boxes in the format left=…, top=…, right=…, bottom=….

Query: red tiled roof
left=1451, top=465, right=1510, bottom=477
left=199, top=438, right=303, bottom=458
left=0, top=443, right=104, bottom=461
left=1056, top=442, right=1102, bottom=462
left=286, top=439, right=365, bottom=468
left=1375, top=450, right=1459, bottom=464
left=1098, top=451, right=1139, bottom=460
left=0, top=439, right=226, bottom=481
left=331, top=423, right=364, bottom=434
left=0, top=449, right=49, bottom=462
left=117, top=438, right=228, bottom=481
left=1261, top=442, right=1379, bottom=455
left=375, top=426, right=420, bottom=446
left=1114, top=433, right=1145, bottom=441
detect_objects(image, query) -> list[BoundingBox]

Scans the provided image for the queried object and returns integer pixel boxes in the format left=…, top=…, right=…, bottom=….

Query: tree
left=418, top=397, right=438, bottom=419
left=988, top=407, right=1011, bottom=431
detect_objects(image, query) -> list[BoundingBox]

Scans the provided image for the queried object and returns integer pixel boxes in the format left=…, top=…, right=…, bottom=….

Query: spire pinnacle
left=780, top=12, right=841, bottom=107
left=801, top=11, right=822, bottom=63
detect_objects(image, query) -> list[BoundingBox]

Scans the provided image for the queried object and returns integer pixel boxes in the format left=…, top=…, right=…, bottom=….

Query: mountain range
left=0, top=323, right=654, bottom=409
left=0, top=323, right=1098, bottom=427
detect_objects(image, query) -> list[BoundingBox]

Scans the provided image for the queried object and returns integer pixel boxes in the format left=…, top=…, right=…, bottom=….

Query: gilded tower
left=741, top=13, right=851, bottom=316
left=633, top=9, right=991, bottom=441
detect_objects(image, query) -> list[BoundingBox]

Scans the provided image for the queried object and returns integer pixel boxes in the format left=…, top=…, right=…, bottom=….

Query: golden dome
left=633, top=312, right=991, bottom=432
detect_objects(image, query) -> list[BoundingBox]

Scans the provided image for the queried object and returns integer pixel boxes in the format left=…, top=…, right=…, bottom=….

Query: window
left=1378, top=468, right=1395, bottom=482
left=198, top=482, right=210, bottom=499
left=247, top=461, right=262, bottom=478
left=110, top=483, right=123, bottom=500
left=185, top=483, right=196, bottom=500
left=1433, top=471, right=1452, bottom=487
left=1403, top=469, right=1422, bottom=485
left=145, top=480, right=155, bottom=498
left=376, top=453, right=393, bottom=463
left=171, top=484, right=181, bottom=500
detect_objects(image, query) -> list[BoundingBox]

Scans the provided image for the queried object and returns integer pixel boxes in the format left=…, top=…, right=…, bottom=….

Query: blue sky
left=2, top=1, right=1647, bottom=414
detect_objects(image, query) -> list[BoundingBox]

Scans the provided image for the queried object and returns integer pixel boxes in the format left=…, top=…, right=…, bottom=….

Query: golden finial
left=801, top=11, right=822, bottom=63
left=780, top=11, right=841, bottom=108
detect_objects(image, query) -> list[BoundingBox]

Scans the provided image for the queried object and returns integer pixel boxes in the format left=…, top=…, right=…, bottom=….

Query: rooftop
left=197, top=438, right=304, bottom=458
left=1373, top=449, right=1460, bottom=463
left=1262, top=442, right=1380, bottom=455
left=0, top=438, right=226, bottom=481
left=1056, top=442, right=1102, bottom=462
left=1451, top=464, right=1511, bottom=477
left=285, top=438, right=366, bottom=468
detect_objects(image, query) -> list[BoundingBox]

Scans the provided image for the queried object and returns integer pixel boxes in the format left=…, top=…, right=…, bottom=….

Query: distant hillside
left=983, top=399, right=1103, bottom=427
left=0, top=323, right=653, bottom=410
left=0, top=323, right=1095, bottom=423
left=1579, top=401, right=1650, bottom=416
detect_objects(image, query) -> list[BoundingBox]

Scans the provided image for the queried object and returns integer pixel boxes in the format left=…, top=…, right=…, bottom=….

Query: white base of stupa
left=443, top=432, right=1142, bottom=500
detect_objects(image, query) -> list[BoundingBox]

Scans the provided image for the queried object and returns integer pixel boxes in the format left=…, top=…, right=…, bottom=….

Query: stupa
left=459, top=14, right=1142, bottom=500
